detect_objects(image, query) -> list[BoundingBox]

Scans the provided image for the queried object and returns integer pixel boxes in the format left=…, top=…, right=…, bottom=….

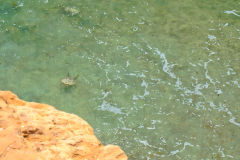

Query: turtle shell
left=61, top=78, right=76, bottom=86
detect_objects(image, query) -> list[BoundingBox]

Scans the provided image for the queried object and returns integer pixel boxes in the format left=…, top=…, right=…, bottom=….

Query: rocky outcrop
left=0, top=91, right=127, bottom=160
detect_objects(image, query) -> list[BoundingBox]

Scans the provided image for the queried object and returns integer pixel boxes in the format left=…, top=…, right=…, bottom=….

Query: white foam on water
left=195, top=101, right=206, bottom=110
left=125, top=72, right=146, bottom=78
left=132, top=80, right=150, bottom=100
left=208, top=35, right=216, bottom=40
left=218, top=146, right=234, bottom=158
left=154, top=47, right=209, bottom=97
left=18, top=2, right=24, bottom=7
left=141, top=80, right=148, bottom=88
left=115, top=17, right=122, bottom=22
left=169, top=149, right=180, bottom=156
left=227, top=68, right=236, bottom=75
left=189, top=62, right=197, bottom=67
left=229, top=116, right=240, bottom=128
left=155, top=48, right=176, bottom=79
left=169, top=141, right=194, bottom=156
left=224, top=10, right=240, bottom=17
left=105, top=71, right=111, bottom=82
left=102, top=90, right=111, bottom=99
left=208, top=51, right=216, bottom=56
left=209, top=101, right=240, bottom=128
left=123, top=83, right=128, bottom=89
left=98, top=100, right=123, bottom=114
left=126, top=60, right=130, bottom=67
left=94, top=36, right=106, bottom=45
left=232, top=80, right=240, bottom=88
left=132, top=95, right=138, bottom=100
left=194, top=83, right=209, bottom=95
left=215, top=89, right=223, bottom=95
left=136, top=138, right=156, bottom=148
left=204, top=59, right=216, bottom=85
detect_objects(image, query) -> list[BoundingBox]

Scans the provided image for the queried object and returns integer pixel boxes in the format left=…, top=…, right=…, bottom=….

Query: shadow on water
left=61, top=85, right=77, bottom=93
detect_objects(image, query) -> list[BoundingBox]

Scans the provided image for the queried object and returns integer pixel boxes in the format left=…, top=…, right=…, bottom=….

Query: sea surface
left=0, top=0, right=240, bottom=159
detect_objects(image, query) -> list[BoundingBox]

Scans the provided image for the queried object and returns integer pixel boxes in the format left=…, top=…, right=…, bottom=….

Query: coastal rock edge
left=0, top=91, right=127, bottom=160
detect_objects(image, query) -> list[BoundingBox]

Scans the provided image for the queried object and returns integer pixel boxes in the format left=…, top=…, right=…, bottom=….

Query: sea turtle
left=64, top=6, right=79, bottom=16
left=61, top=72, right=79, bottom=86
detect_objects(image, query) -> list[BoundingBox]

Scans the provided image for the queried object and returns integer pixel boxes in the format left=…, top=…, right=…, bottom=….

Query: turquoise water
left=0, top=0, right=240, bottom=159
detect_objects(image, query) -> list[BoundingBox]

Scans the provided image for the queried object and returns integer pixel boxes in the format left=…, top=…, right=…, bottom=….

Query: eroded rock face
left=0, top=91, right=127, bottom=160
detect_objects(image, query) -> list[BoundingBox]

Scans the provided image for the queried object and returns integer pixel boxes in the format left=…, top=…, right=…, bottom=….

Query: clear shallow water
left=0, top=0, right=240, bottom=159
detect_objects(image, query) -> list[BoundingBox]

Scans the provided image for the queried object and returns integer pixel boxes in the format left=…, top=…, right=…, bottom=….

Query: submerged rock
left=0, top=91, right=127, bottom=160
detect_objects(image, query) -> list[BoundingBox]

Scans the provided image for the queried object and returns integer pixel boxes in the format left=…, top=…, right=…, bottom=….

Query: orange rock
left=0, top=91, right=127, bottom=160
